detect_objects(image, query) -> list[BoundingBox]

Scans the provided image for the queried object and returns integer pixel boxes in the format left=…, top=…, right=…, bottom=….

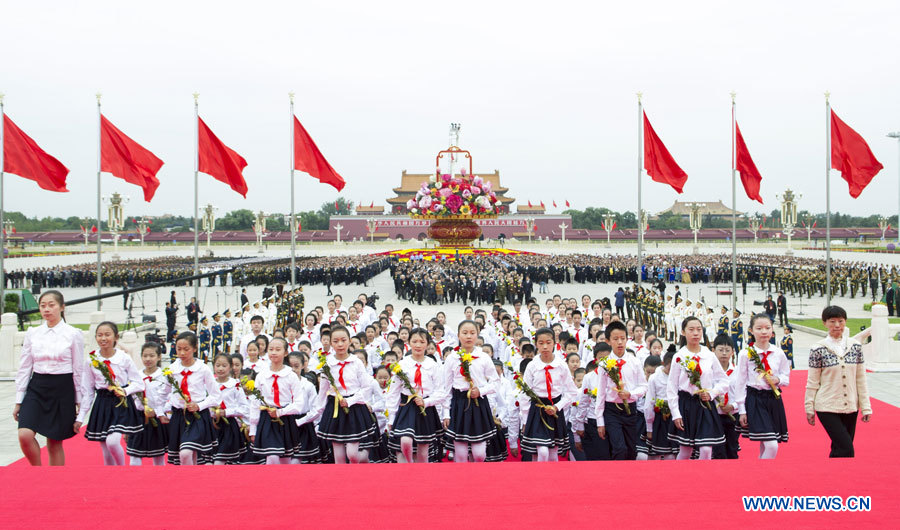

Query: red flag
left=335, top=200, right=340, bottom=212
left=812, top=220, right=817, bottom=228
left=612, top=222, right=617, bottom=231
left=146, top=226, right=151, bottom=234
left=370, top=201, right=374, bottom=208
left=831, top=109, right=883, bottom=198
left=734, top=121, right=764, bottom=204
left=2, top=115, right=69, bottom=192
left=11, top=227, right=15, bottom=234
left=643, top=112, right=687, bottom=193
left=528, top=200, right=532, bottom=207
left=601, top=222, right=606, bottom=231
left=540, top=201, right=545, bottom=209
left=80, top=224, right=85, bottom=233
left=294, top=116, right=346, bottom=191
left=91, top=225, right=97, bottom=233
left=553, top=200, right=557, bottom=208
left=100, top=115, right=163, bottom=202
left=565, top=200, right=570, bottom=207
left=198, top=117, right=248, bottom=197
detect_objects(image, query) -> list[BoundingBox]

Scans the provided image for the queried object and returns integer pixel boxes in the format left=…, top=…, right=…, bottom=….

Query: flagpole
left=0, top=93, right=5, bottom=310
left=731, top=91, right=737, bottom=311
left=193, top=92, right=200, bottom=303
left=825, top=91, right=832, bottom=305
left=96, top=93, right=103, bottom=310
left=289, top=92, right=296, bottom=287
left=637, top=92, right=643, bottom=287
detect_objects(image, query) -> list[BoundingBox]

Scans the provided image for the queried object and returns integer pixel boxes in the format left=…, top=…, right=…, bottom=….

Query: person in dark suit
left=170, top=290, right=177, bottom=307
left=776, top=291, right=789, bottom=327
left=240, top=288, right=249, bottom=308
left=165, top=301, right=178, bottom=341
left=187, top=297, right=200, bottom=326
left=764, top=294, right=777, bottom=323
left=887, top=284, right=896, bottom=317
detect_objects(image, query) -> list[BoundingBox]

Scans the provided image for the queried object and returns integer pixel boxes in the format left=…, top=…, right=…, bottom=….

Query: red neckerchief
left=179, top=370, right=192, bottom=402
left=271, top=374, right=281, bottom=407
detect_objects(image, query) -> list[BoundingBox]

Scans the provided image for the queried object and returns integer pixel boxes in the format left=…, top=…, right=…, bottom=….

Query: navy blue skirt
left=126, top=416, right=169, bottom=458
left=485, top=424, right=509, bottom=462
left=214, top=416, right=247, bottom=462
left=18, top=373, right=77, bottom=441
left=253, top=413, right=303, bottom=457
left=388, top=399, right=443, bottom=450
left=166, top=408, right=217, bottom=464
left=369, top=428, right=392, bottom=463
left=634, top=410, right=649, bottom=455
left=520, top=396, right=570, bottom=455
left=669, top=391, right=725, bottom=447
left=647, top=411, right=679, bottom=455
left=444, top=389, right=496, bottom=445
left=316, top=397, right=377, bottom=449
left=85, top=389, right=143, bottom=441
left=743, top=386, right=789, bottom=443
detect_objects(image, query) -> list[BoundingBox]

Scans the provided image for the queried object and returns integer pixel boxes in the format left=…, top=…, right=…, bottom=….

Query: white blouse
left=644, top=367, right=669, bottom=431
left=216, top=377, right=250, bottom=422
left=521, top=356, right=578, bottom=411
left=386, top=356, right=448, bottom=421
left=733, top=343, right=790, bottom=414
left=133, top=367, right=169, bottom=414
left=15, top=320, right=85, bottom=404
left=594, top=352, right=648, bottom=426
left=249, top=367, right=308, bottom=430
left=76, top=349, right=145, bottom=423
left=573, top=369, right=601, bottom=431
left=665, top=346, right=729, bottom=422
left=442, top=347, right=499, bottom=398
left=163, top=359, right=221, bottom=413
left=313, top=354, right=373, bottom=407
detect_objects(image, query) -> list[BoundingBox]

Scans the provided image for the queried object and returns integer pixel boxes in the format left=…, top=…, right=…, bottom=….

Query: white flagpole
left=637, top=92, right=643, bottom=286
left=96, top=93, right=103, bottom=310
left=193, top=92, right=200, bottom=302
left=825, top=91, right=832, bottom=305
left=0, top=93, right=5, bottom=309
left=731, top=92, right=737, bottom=311
left=289, top=92, right=296, bottom=286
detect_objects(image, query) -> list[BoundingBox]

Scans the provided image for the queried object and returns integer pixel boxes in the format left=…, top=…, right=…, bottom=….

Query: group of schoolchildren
left=75, top=293, right=791, bottom=465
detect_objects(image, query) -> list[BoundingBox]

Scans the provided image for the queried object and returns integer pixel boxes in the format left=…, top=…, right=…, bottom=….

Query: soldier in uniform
left=199, top=315, right=211, bottom=362
left=780, top=325, right=794, bottom=369
left=730, top=309, right=743, bottom=352
left=223, top=308, right=234, bottom=354
left=717, top=305, right=729, bottom=336
left=211, top=312, right=223, bottom=356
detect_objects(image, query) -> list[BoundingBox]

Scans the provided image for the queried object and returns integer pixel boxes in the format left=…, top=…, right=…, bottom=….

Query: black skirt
left=669, top=391, right=725, bottom=447
left=85, top=389, right=144, bottom=441
left=388, top=400, right=443, bottom=450
left=743, top=387, right=789, bottom=443
left=214, top=416, right=247, bottom=462
left=634, top=410, right=649, bottom=455
left=485, top=425, right=509, bottom=462
left=166, top=408, right=218, bottom=465
left=18, top=373, right=77, bottom=441
left=444, top=389, right=496, bottom=445
left=253, top=413, right=303, bottom=457
left=316, top=397, right=377, bottom=449
left=369, top=427, right=392, bottom=463
left=126, top=417, right=169, bottom=458
left=520, top=396, right=570, bottom=455
left=647, top=411, right=679, bottom=455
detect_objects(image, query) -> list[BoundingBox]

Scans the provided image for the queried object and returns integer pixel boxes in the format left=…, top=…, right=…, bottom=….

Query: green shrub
left=3, top=293, right=19, bottom=314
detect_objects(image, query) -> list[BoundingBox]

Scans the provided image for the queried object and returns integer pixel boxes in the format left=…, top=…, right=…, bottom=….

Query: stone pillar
left=120, top=330, right=140, bottom=365
left=0, top=313, right=19, bottom=379
left=864, top=304, right=900, bottom=371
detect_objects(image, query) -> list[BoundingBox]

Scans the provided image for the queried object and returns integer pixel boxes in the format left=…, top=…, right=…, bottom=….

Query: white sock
left=698, top=446, right=713, bottom=460
left=129, top=456, right=142, bottom=466
left=677, top=446, right=693, bottom=460
left=265, top=455, right=282, bottom=465
left=105, top=433, right=125, bottom=466
left=470, top=442, right=487, bottom=463
left=536, top=446, right=549, bottom=462
left=453, top=442, right=468, bottom=463
left=152, top=455, right=165, bottom=466
left=400, top=437, right=414, bottom=463
left=332, top=443, right=347, bottom=464
left=416, top=444, right=430, bottom=463
left=760, top=441, right=778, bottom=459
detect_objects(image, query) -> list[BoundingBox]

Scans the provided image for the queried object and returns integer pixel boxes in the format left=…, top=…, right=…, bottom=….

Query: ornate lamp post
left=81, top=217, right=93, bottom=249
left=687, top=202, right=702, bottom=254
left=639, top=209, right=649, bottom=243
left=253, top=210, right=268, bottom=253
left=777, top=189, right=800, bottom=256
left=748, top=215, right=763, bottom=244
left=103, top=192, right=128, bottom=259
left=366, top=218, right=378, bottom=243
left=803, top=214, right=816, bottom=245
left=602, top=212, right=616, bottom=247
left=878, top=216, right=891, bottom=241
left=201, top=204, right=217, bottom=252
left=558, top=221, right=568, bottom=243
left=133, top=216, right=152, bottom=246
left=334, top=223, right=344, bottom=244
left=524, top=217, right=535, bottom=243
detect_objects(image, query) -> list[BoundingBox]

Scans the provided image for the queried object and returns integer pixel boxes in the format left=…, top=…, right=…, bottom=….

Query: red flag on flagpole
left=91, top=225, right=97, bottom=233
left=294, top=116, right=346, bottom=191
left=335, top=200, right=340, bottom=212
left=100, top=115, right=164, bottom=202
left=612, top=222, right=617, bottom=231
left=198, top=117, right=248, bottom=197
left=553, top=200, right=557, bottom=208
left=370, top=201, right=374, bottom=208
left=540, top=201, right=545, bottom=209
left=2, top=115, right=69, bottom=192
left=528, top=200, right=532, bottom=207
left=734, top=121, right=764, bottom=204
left=813, top=220, right=817, bottom=228
left=831, top=109, right=883, bottom=198
left=643, top=112, right=687, bottom=193
left=565, top=200, right=570, bottom=207
left=601, top=222, right=606, bottom=231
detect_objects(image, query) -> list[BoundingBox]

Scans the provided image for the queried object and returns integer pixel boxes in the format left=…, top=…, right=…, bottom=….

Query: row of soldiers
left=390, top=257, right=531, bottom=306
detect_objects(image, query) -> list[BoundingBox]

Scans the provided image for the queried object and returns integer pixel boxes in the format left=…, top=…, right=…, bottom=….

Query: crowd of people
left=13, top=279, right=873, bottom=466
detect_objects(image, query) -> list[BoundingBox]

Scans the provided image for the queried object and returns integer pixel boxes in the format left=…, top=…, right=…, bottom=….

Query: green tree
left=216, top=209, right=255, bottom=230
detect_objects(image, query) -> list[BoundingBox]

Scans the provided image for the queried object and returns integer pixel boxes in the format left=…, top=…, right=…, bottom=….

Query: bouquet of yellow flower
left=653, top=398, right=671, bottom=420
left=388, top=363, right=426, bottom=416
left=141, top=396, right=159, bottom=427
left=600, top=357, right=631, bottom=414
left=239, top=376, right=283, bottom=425
left=716, top=395, right=736, bottom=420
left=88, top=352, right=127, bottom=408
left=315, top=353, right=350, bottom=417
left=458, top=350, right=480, bottom=408
left=513, top=372, right=554, bottom=430
left=746, top=346, right=782, bottom=398
left=677, top=355, right=712, bottom=410
left=211, top=405, right=230, bottom=425
left=161, top=368, right=202, bottom=424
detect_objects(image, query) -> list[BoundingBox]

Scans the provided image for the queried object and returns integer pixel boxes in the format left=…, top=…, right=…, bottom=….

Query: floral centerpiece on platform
left=407, top=172, right=500, bottom=218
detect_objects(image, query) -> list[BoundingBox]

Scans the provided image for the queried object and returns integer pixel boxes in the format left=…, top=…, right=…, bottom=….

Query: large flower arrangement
left=407, top=173, right=500, bottom=217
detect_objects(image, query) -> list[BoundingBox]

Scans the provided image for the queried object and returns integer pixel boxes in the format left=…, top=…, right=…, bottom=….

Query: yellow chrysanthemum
left=460, top=204, right=471, bottom=215
left=91, top=360, right=100, bottom=368
left=605, top=358, right=617, bottom=369
left=316, top=360, right=326, bottom=370
left=162, top=368, right=172, bottom=376
left=687, top=361, right=697, bottom=371
left=245, top=380, right=255, bottom=391
left=747, top=350, right=754, bottom=359
left=461, top=353, right=473, bottom=363
left=590, top=388, right=598, bottom=397
left=391, top=363, right=403, bottom=374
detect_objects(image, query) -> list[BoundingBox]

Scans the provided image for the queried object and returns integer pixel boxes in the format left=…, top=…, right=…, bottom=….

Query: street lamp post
left=254, top=210, right=268, bottom=253
left=748, top=215, right=762, bottom=244
left=602, top=212, right=615, bottom=247
left=524, top=217, right=535, bottom=243
left=888, top=131, right=900, bottom=246
left=803, top=214, right=816, bottom=245
left=777, top=189, right=800, bottom=256
left=134, top=216, right=152, bottom=246
left=687, top=202, right=702, bottom=254
left=878, top=216, right=890, bottom=241
left=366, top=218, right=378, bottom=243
left=201, top=204, right=217, bottom=253
left=103, top=192, right=128, bottom=260
left=81, top=217, right=92, bottom=249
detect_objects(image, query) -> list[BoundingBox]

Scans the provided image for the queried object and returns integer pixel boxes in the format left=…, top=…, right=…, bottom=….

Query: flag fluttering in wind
left=294, top=116, right=346, bottom=191
left=830, top=109, right=883, bottom=198
left=734, top=121, right=763, bottom=204
left=643, top=111, right=687, bottom=194
left=2, top=115, right=69, bottom=192
left=198, top=117, right=248, bottom=197
left=100, top=115, right=164, bottom=202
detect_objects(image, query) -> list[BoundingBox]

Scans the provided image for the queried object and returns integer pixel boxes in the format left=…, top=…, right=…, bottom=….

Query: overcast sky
left=2, top=0, right=898, bottom=221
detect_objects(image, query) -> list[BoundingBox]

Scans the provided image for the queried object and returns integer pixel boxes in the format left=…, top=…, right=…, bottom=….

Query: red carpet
left=3, top=371, right=898, bottom=527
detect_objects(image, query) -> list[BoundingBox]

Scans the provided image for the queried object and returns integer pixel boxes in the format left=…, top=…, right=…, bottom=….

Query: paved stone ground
left=1, top=241, right=897, bottom=465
